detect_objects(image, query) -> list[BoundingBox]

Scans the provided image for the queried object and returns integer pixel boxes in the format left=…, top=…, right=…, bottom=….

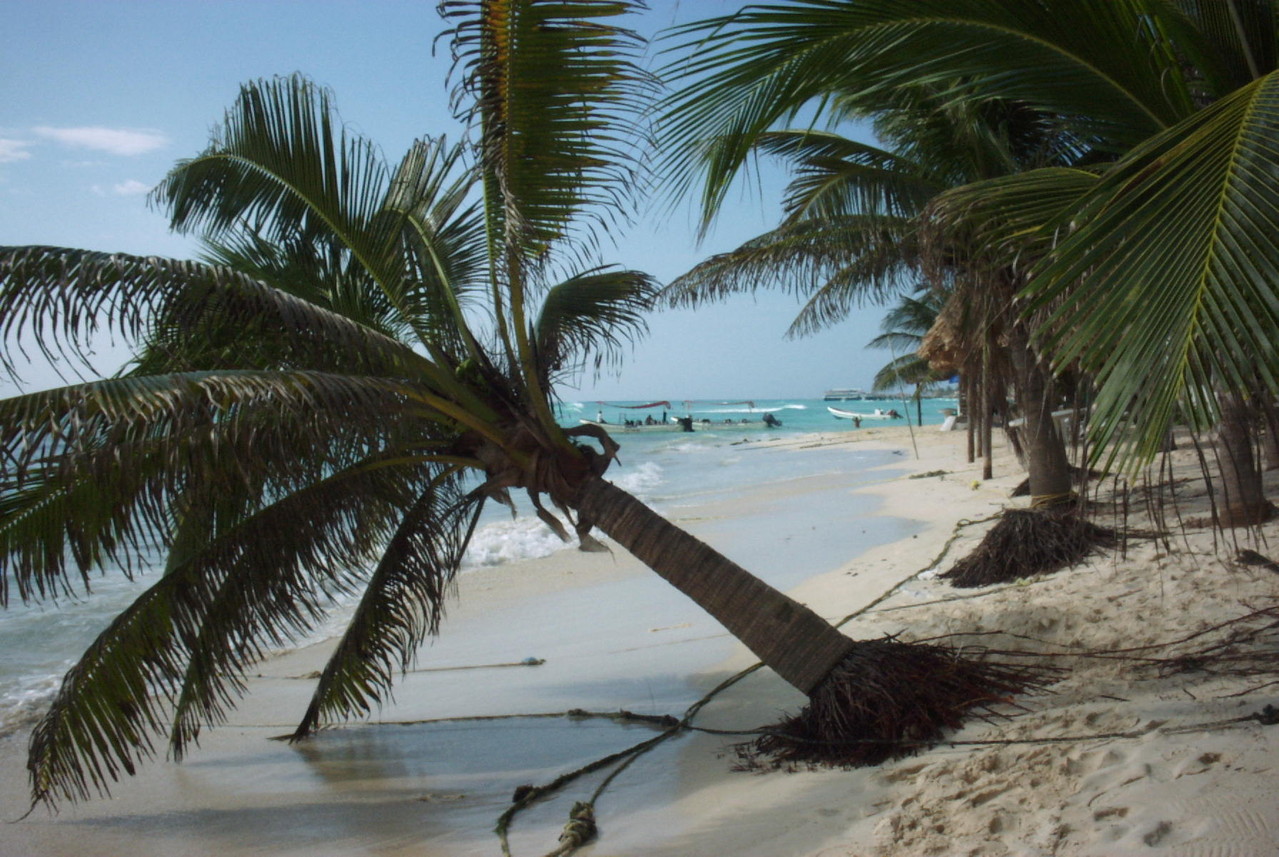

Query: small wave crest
left=608, top=461, right=664, bottom=499
left=0, top=667, right=72, bottom=736
left=462, top=516, right=574, bottom=568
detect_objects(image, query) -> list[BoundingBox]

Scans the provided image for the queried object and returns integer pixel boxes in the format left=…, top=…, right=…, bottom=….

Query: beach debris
left=739, top=636, right=1055, bottom=769
left=940, top=508, right=1118, bottom=588
left=1235, top=549, right=1279, bottom=574
left=554, top=802, right=597, bottom=852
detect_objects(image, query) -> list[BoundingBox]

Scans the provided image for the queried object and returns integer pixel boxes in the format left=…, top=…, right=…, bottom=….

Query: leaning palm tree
left=0, top=1, right=1039, bottom=811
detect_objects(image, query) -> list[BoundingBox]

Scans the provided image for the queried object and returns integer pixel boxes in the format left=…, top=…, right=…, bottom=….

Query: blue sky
left=1, top=0, right=895, bottom=402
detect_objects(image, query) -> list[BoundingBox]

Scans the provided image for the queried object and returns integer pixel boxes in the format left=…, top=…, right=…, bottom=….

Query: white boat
left=828, top=405, right=903, bottom=420
left=578, top=418, right=688, bottom=433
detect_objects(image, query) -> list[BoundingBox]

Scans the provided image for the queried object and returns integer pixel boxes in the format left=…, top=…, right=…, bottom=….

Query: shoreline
left=3, top=425, right=1277, bottom=855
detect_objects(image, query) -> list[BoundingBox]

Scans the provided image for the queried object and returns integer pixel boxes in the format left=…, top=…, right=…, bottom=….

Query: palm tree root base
left=737, top=638, right=1054, bottom=769
left=941, top=508, right=1118, bottom=588
left=1010, top=466, right=1104, bottom=497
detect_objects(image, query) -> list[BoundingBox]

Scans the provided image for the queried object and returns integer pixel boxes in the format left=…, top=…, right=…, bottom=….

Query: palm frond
left=1028, top=70, right=1279, bottom=467
left=753, top=130, right=945, bottom=223
left=871, top=290, right=947, bottom=339
left=663, top=214, right=916, bottom=322
left=24, top=452, right=448, bottom=806
left=164, top=458, right=450, bottom=758
left=0, top=370, right=470, bottom=606
left=928, top=167, right=1102, bottom=271
left=441, top=0, right=655, bottom=261
left=153, top=76, right=474, bottom=363
left=658, top=0, right=1196, bottom=222
left=385, top=137, right=491, bottom=359
left=0, top=245, right=437, bottom=382
left=440, top=0, right=657, bottom=432
left=533, top=267, right=658, bottom=384
left=291, top=475, right=484, bottom=739
left=1171, top=0, right=1278, bottom=89
left=871, top=353, right=939, bottom=391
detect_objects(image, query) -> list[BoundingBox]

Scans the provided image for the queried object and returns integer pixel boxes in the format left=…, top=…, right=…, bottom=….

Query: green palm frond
left=0, top=370, right=477, bottom=605
left=441, top=0, right=655, bottom=262
left=291, top=475, right=484, bottom=740
left=164, top=458, right=452, bottom=758
left=871, top=353, right=939, bottom=391
left=664, top=213, right=916, bottom=332
left=753, top=130, right=944, bottom=222
left=871, top=290, right=946, bottom=341
left=1171, top=0, right=1278, bottom=89
left=533, top=267, right=658, bottom=384
left=658, top=0, right=1195, bottom=222
left=385, top=138, right=490, bottom=358
left=153, top=76, right=477, bottom=365
left=0, top=245, right=438, bottom=382
left=155, top=75, right=391, bottom=252
left=1029, top=70, right=1279, bottom=466
left=25, top=454, right=450, bottom=806
left=440, top=0, right=656, bottom=431
left=927, top=167, right=1102, bottom=271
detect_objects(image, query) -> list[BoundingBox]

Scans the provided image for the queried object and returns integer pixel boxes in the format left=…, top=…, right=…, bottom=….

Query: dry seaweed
left=941, top=508, right=1118, bottom=588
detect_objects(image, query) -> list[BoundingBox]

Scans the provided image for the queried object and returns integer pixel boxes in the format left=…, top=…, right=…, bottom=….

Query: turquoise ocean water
left=0, top=394, right=955, bottom=731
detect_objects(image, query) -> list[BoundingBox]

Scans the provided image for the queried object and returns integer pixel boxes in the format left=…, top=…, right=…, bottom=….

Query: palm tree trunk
left=574, top=476, right=854, bottom=693
left=1261, top=397, right=1279, bottom=471
left=963, top=375, right=976, bottom=464
left=1215, top=392, right=1273, bottom=526
left=1007, top=323, right=1072, bottom=506
left=571, top=473, right=1045, bottom=767
left=981, top=345, right=994, bottom=481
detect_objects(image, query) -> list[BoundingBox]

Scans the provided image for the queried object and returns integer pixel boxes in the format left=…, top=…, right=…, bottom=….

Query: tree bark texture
left=1215, top=392, right=1272, bottom=526
left=1006, top=322, right=1072, bottom=505
left=574, top=476, right=856, bottom=695
left=1262, top=397, right=1279, bottom=471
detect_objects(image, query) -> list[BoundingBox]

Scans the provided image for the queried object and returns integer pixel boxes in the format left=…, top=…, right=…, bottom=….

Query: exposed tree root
left=737, top=637, right=1057, bottom=769
left=941, top=508, right=1119, bottom=588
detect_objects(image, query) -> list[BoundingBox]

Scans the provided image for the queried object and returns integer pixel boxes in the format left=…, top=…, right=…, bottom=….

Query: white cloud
left=0, top=139, right=32, bottom=163
left=33, top=126, right=168, bottom=156
left=113, top=179, right=151, bottom=196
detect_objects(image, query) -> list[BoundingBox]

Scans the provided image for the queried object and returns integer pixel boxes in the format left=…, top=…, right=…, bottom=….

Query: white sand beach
left=2, top=425, right=1277, bottom=856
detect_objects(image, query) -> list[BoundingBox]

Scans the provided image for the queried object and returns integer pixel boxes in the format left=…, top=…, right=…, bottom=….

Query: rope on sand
left=494, top=512, right=1005, bottom=856
left=491, top=509, right=1274, bottom=854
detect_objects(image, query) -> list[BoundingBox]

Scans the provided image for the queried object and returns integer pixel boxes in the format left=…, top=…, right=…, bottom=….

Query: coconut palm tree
left=659, top=88, right=1082, bottom=506
left=867, top=289, right=951, bottom=426
left=659, top=0, right=1279, bottom=525
left=0, top=1, right=1036, bottom=810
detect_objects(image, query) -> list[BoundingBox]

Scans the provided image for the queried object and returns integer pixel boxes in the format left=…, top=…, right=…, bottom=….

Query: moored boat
left=822, top=388, right=870, bottom=401
left=578, top=418, right=689, bottom=433
left=828, top=405, right=903, bottom=420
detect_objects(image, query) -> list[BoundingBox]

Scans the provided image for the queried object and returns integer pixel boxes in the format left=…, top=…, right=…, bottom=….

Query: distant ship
left=822, top=388, right=870, bottom=401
